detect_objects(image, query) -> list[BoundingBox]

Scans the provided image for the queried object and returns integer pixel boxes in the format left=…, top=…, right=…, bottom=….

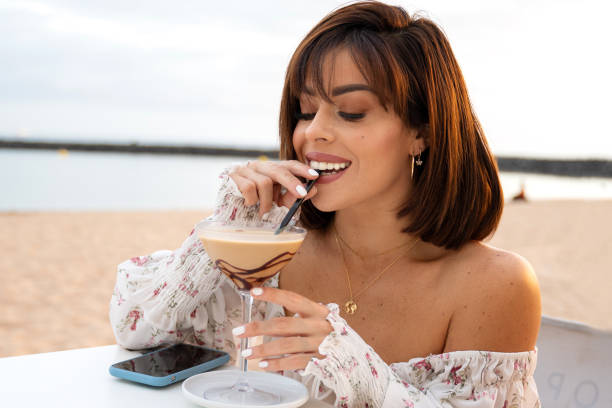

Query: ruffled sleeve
left=109, top=166, right=290, bottom=356
left=299, top=304, right=540, bottom=408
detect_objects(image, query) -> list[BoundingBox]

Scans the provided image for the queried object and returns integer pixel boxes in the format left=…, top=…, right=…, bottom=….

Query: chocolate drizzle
left=215, top=251, right=296, bottom=291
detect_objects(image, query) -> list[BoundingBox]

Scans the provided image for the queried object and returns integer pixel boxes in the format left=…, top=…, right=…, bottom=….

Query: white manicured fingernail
left=241, top=348, right=253, bottom=358
left=232, top=326, right=245, bottom=336
left=308, top=169, right=319, bottom=176
left=251, top=287, right=263, bottom=296
left=258, top=361, right=269, bottom=368
left=296, top=185, right=307, bottom=196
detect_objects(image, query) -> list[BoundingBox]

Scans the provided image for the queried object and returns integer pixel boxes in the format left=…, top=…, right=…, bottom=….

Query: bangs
left=287, top=29, right=404, bottom=114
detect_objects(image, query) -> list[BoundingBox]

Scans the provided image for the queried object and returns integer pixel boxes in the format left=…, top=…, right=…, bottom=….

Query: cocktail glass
left=196, top=220, right=306, bottom=405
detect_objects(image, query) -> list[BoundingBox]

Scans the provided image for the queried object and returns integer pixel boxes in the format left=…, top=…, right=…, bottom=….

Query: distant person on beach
left=513, top=182, right=528, bottom=201
left=110, top=2, right=541, bottom=406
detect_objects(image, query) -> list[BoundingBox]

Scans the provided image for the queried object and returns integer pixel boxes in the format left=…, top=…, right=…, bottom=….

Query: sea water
left=1, top=149, right=611, bottom=212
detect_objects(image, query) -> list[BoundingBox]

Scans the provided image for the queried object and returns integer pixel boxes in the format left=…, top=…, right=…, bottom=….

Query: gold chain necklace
left=335, top=227, right=418, bottom=262
left=333, top=227, right=419, bottom=315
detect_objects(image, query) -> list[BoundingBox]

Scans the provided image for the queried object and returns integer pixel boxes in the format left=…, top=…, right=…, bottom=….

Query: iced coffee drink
left=195, top=221, right=306, bottom=404
left=199, top=227, right=305, bottom=291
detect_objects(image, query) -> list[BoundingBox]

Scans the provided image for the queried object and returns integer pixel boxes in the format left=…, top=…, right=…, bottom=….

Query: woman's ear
left=404, top=125, right=428, bottom=156
left=415, top=124, right=430, bottom=151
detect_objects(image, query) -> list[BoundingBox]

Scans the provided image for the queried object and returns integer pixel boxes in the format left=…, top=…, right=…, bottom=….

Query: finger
left=272, top=183, right=282, bottom=207
left=251, top=160, right=318, bottom=180
left=236, top=316, right=331, bottom=338
left=277, top=189, right=301, bottom=209
left=283, top=160, right=320, bottom=180
left=229, top=173, right=259, bottom=206
left=244, top=336, right=326, bottom=360
left=257, top=353, right=318, bottom=372
left=278, top=182, right=319, bottom=209
left=238, top=162, right=313, bottom=211
left=304, top=185, right=317, bottom=200
left=249, top=161, right=317, bottom=200
left=236, top=166, right=274, bottom=215
left=251, top=287, right=329, bottom=319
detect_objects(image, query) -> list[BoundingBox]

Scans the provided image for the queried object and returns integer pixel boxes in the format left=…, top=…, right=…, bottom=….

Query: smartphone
left=109, top=343, right=230, bottom=387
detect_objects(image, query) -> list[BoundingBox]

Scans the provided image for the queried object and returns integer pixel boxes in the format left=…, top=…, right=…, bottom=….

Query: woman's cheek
left=292, top=126, right=306, bottom=158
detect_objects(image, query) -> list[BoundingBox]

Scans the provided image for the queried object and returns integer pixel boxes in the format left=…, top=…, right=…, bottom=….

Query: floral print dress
left=110, top=169, right=540, bottom=408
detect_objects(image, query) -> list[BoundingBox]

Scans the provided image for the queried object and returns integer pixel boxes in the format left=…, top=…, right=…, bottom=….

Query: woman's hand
left=232, top=287, right=332, bottom=371
left=229, top=160, right=319, bottom=216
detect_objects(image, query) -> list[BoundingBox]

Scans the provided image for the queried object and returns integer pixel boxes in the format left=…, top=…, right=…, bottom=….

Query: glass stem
left=238, top=290, right=253, bottom=373
left=229, top=290, right=255, bottom=394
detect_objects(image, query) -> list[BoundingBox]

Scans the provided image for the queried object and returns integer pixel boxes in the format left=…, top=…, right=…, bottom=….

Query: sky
left=0, top=0, right=611, bottom=159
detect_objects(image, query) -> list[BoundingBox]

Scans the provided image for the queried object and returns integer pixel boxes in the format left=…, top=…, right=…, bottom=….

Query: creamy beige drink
left=196, top=221, right=306, bottom=404
left=199, top=228, right=305, bottom=291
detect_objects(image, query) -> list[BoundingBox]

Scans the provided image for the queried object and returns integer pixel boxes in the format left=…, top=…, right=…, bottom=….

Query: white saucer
left=182, top=370, right=309, bottom=408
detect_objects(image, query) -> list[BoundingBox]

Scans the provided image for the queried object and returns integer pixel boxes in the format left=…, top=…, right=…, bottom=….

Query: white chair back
left=535, top=315, right=612, bottom=407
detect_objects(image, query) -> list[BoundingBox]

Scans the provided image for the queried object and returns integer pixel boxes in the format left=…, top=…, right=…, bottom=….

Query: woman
left=110, top=2, right=541, bottom=406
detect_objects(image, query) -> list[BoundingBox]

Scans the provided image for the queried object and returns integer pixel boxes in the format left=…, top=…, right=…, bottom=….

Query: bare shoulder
left=442, top=242, right=542, bottom=353
left=460, top=242, right=540, bottom=295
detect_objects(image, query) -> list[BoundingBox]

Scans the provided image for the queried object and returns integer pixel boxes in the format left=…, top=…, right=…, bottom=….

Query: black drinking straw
left=274, top=178, right=318, bottom=235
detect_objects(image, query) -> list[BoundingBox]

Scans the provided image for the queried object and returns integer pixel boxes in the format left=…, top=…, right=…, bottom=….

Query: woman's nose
left=304, top=111, right=335, bottom=143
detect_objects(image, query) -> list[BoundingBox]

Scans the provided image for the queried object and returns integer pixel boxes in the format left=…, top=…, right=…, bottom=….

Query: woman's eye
left=296, top=112, right=316, bottom=121
left=339, top=112, right=365, bottom=121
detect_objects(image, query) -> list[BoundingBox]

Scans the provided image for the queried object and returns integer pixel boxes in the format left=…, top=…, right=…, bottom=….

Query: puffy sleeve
left=298, top=304, right=540, bottom=408
left=109, top=166, right=290, bottom=356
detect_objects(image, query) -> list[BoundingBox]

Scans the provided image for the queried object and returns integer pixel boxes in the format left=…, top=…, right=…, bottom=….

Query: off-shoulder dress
left=110, top=170, right=540, bottom=408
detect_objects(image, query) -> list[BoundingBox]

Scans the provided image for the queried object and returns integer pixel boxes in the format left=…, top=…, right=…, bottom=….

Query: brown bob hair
left=278, top=1, right=503, bottom=250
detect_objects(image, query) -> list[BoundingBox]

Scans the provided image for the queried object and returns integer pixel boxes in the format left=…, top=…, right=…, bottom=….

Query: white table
left=0, top=345, right=331, bottom=408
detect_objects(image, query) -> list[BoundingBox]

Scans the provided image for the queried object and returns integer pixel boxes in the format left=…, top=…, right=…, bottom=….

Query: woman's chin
left=309, top=196, right=342, bottom=213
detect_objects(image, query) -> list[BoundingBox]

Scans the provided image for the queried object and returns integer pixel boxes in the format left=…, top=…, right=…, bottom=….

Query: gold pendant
left=344, top=300, right=357, bottom=315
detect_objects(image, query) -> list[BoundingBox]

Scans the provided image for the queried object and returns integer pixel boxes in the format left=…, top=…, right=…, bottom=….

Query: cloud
left=0, top=0, right=610, bottom=157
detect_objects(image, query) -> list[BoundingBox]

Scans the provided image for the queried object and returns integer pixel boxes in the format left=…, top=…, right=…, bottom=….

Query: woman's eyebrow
left=331, top=84, right=373, bottom=96
left=301, top=84, right=373, bottom=97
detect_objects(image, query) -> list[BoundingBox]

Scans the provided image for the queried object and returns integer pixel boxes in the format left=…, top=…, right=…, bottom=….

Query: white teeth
left=308, top=160, right=351, bottom=171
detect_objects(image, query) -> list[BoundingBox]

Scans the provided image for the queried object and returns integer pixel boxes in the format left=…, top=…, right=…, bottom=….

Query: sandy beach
left=1, top=200, right=611, bottom=358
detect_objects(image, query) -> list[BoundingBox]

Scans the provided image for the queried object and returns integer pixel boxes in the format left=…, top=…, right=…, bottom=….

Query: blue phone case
left=109, top=344, right=230, bottom=387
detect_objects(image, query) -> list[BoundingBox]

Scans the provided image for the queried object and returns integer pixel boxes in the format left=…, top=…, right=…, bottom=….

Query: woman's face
left=293, top=48, right=422, bottom=213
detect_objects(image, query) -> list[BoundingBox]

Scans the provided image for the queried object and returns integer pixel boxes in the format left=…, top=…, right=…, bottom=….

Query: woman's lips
left=305, top=152, right=350, bottom=163
left=303, top=152, right=351, bottom=185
